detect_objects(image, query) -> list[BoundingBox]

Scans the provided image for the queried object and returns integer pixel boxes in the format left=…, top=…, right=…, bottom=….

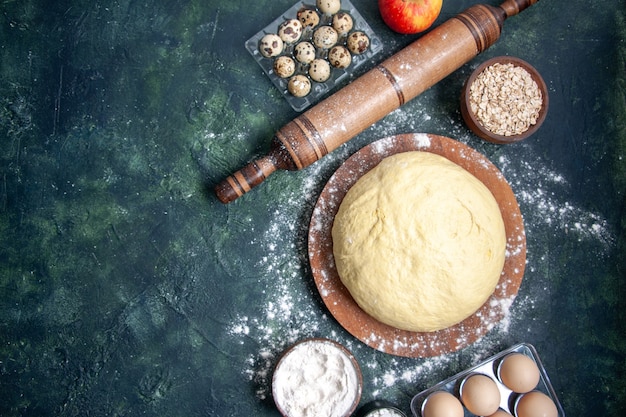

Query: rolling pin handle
left=499, top=0, right=540, bottom=18
left=215, top=155, right=278, bottom=204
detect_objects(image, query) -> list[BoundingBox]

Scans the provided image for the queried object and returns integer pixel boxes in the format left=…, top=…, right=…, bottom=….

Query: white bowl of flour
left=272, top=338, right=362, bottom=417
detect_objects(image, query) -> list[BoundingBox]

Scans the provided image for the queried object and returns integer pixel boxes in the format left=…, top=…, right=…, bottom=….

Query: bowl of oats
left=461, top=56, right=548, bottom=144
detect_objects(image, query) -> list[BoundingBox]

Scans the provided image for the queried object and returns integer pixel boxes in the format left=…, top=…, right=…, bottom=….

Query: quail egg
left=259, top=33, right=284, bottom=58
left=328, top=45, right=351, bottom=69
left=294, top=41, right=316, bottom=64
left=316, top=0, right=341, bottom=15
left=297, top=8, right=320, bottom=29
left=346, top=31, right=370, bottom=55
left=278, top=19, right=303, bottom=44
left=309, top=58, right=331, bottom=82
left=288, top=75, right=312, bottom=97
left=332, top=12, right=353, bottom=36
left=273, top=55, right=296, bottom=79
left=313, top=25, right=338, bottom=49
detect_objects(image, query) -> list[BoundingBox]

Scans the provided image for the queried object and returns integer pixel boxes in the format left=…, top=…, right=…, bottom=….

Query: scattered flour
left=227, top=162, right=332, bottom=400
left=224, top=118, right=615, bottom=407
left=497, top=152, right=615, bottom=248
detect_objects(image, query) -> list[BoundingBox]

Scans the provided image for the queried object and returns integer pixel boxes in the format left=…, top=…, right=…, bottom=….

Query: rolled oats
left=469, top=63, right=543, bottom=136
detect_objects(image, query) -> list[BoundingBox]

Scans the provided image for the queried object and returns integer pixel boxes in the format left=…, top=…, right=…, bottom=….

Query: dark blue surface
left=1, top=0, right=625, bottom=415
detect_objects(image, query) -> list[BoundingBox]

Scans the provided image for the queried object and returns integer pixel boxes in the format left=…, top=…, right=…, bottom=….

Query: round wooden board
left=308, top=134, right=526, bottom=358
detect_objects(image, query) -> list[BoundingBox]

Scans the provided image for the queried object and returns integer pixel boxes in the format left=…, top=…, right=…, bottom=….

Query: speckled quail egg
left=328, top=45, right=351, bottom=69
left=273, top=55, right=296, bottom=78
left=316, top=0, right=341, bottom=15
left=294, top=41, right=316, bottom=64
left=309, top=59, right=331, bottom=82
left=297, top=8, right=320, bottom=29
left=332, top=12, right=353, bottom=35
left=278, top=19, right=303, bottom=44
left=313, top=25, right=338, bottom=49
left=288, top=74, right=312, bottom=97
left=259, top=33, right=284, bottom=58
left=346, top=31, right=370, bottom=55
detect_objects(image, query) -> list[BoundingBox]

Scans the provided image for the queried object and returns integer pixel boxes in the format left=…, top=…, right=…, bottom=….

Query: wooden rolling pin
left=216, top=0, right=539, bottom=203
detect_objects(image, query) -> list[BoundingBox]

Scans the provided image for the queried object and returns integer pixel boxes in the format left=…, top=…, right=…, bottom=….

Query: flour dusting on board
left=225, top=132, right=615, bottom=404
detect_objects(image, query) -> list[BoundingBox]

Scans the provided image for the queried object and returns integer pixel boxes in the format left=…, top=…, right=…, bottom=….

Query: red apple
left=378, top=0, right=443, bottom=34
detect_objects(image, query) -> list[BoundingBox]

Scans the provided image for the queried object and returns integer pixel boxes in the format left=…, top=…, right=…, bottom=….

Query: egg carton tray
left=245, top=0, right=383, bottom=112
left=410, top=343, right=565, bottom=417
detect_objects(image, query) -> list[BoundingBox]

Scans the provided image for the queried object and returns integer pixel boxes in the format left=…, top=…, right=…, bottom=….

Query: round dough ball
left=288, top=74, right=312, bottom=97
left=273, top=56, right=296, bottom=78
left=309, top=58, right=331, bottom=82
left=313, top=25, right=338, bottom=49
left=332, top=12, right=353, bottom=35
left=294, top=41, right=316, bottom=64
left=328, top=45, right=351, bottom=69
left=317, top=0, right=341, bottom=15
left=259, top=33, right=284, bottom=58
left=297, top=8, right=320, bottom=29
left=278, top=19, right=302, bottom=44
left=332, top=152, right=506, bottom=332
left=346, top=31, right=369, bottom=55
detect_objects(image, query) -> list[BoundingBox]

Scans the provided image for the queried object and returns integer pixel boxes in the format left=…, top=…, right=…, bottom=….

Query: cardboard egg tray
left=245, top=0, right=383, bottom=112
left=410, top=343, right=565, bottom=417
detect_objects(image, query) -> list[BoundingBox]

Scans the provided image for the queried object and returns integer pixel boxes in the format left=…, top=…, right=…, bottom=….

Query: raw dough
left=332, top=151, right=506, bottom=332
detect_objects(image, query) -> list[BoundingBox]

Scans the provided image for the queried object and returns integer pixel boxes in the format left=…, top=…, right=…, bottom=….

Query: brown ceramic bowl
left=460, top=56, right=549, bottom=144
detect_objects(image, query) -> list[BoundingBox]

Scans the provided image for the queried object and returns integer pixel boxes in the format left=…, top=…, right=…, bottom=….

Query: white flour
left=272, top=340, right=360, bottom=417
left=367, top=409, right=405, bottom=417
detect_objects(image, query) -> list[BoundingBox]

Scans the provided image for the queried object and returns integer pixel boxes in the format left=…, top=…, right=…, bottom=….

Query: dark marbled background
left=1, top=0, right=624, bottom=415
